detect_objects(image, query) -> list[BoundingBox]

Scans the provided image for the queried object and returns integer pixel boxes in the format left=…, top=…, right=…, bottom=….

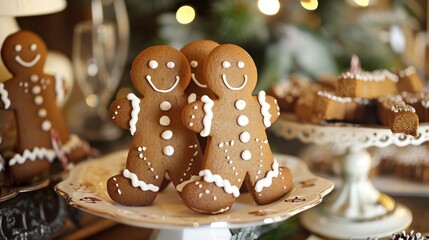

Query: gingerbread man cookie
left=181, top=44, right=293, bottom=214
left=106, top=45, right=203, bottom=206
left=0, top=30, right=90, bottom=183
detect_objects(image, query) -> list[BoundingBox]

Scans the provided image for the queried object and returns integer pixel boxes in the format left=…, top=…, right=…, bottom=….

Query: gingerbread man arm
left=182, top=95, right=214, bottom=137
left=257, top=91, right=280, bottom=128
left=109, top=97, right=133, bottom=130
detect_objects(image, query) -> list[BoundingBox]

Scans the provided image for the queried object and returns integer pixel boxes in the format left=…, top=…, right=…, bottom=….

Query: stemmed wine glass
left=71, top=0, right=129, bottom=141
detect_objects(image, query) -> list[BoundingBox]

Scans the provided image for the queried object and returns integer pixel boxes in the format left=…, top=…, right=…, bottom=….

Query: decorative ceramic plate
left=55, top=150, right=333, bottom=230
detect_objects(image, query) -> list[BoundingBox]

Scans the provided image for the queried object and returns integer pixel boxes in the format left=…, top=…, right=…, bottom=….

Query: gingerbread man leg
left=107, top=145, right=165, bottom=206
left=9, top=148, right=53, bottom=183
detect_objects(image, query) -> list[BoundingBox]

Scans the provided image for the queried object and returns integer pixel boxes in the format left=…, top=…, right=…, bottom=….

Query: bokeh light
left=176, top=5, right=195, bottom=24
left=258, top=0, right=280, bottom=16
left=301, top=0, right=318, bottom=11
left=354, top=0, right=369, bottom=7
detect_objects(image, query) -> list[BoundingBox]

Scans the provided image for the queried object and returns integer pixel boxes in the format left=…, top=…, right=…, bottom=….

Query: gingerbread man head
left=130, top=45, right=191, bottom=97
left=1, top=30, right=47, bottom=75
left=204, top=44, right=257, bottom=98
left=181, top=40, right=219, bottom=95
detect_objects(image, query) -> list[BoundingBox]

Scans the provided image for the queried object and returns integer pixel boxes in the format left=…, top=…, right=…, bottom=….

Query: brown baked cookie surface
left=0, top=30, right=90, bottom=183
left=181, top=44, right=292, bottom=214
left=106, top=46, right=203, bottom=206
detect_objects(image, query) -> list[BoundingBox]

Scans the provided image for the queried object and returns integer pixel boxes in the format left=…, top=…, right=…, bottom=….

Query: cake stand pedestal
left=55, top=150, right=333, bottom=240
left=272, top=115, right=427, bottom=239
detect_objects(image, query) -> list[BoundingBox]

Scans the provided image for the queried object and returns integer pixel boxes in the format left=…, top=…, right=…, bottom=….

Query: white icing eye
left=190, top=60, right=198, bottom=68
left=15, top=44, right=22, bottom=52
left=149, top=60, right=158, bottom=69
left=167, top=61, right=175, bottom=69
left=222, top=61, right=231, bottom=69
left=237, top=61, right=245, bottom=69
left=30, top=43, right=37, bottom=51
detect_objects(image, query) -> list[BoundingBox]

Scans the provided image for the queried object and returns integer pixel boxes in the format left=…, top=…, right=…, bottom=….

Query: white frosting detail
left=0, top=83, right=11, bottom=109
left=240, top=132, right=250, bottom=143
left=200, top=95, right=214, bottom=137
left=237, top=115, right=249, bottom=126
left=55, top=73, right=65, bottom=104
left=160, top=101, right=171, bottom=111
left=30, top=43, right=37, bottom=51
left=221, top=74, right=248, bottom=91
left=32, top=86, right=41, bottom=94
left=191, top=73, right=207, bottom=88
left=123, top=169, right=159, bottom=192
left=166, top=61, right=175, bottom=69
left=31, top=74, right=39, bottom=82
left=161, top=130, right=173, bottom=140
left=237, top=61, right=245, bottom=68
left=235, top=99, right=246, bottom=110
left=9, top=147, right=56, bottom=166
left=254, top=159, right=279, bottom=192
left=175, top=175, right=200, bottom=192
left=163, top=146, right=174, bottom=156
left=188, top=93, right=197, bottom=103
left=241, top=150, right=252, bottom=160
left=222, top=61, right=231, bottom=68
left=15, top=54, right=41, bottom=68
left=127, top=93, right=141, bottom=135
left=199, top=169, right=240, bottom=197
left=63, top=135, right=84, bottom=154
left=212, top=207, right=230, bottom=214
left=34, top=96, right=43, bottom=105
left=15, top=44, right=22, bottom=52
left=159, top=116, right=171, bottom=126
left=258, top=91, right=271, bottom=127
left=149, top=60, right=158, bottom=69
left=190, top=60, right=198, bottom=68
left=146, top=75, right=180, bottom=93
left=41, top=120, right=52, bottom=131
left=38, top=108, right=47, bottom=117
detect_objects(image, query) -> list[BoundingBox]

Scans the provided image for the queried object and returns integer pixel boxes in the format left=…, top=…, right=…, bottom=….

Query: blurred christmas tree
left=125, top=0, right=426, bottom=90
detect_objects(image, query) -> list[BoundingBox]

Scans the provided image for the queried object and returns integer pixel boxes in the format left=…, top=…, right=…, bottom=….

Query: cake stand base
left=150, top=228, right=231, bottom=240
left=300, top=204, right=412, bottom=239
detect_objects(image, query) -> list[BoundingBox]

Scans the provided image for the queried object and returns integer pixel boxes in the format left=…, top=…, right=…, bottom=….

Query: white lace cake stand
left=271, top=115, right=426, bottom=239
left=55, top=150, right=333, bottom=240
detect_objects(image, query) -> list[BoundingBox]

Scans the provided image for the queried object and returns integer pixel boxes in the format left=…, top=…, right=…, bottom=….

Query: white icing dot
left=222, top=61, right=231, bottom=68
left=160, top=101, right=171, bottom=111
left=31, top=74, right=39, bottom=82
left=237, top=61, right=245, bottom=68
left=189, top=123, right=194, bottom=127
left=32, top=86, right=41, bottom=94
left=41, top=120, right=51, bottom=131
left=237, top=115, right=249, bottom=126
left=163, top=146, right=174, bottom=156
left=161, top=130, right=173, bottom=140
left=240, top=132, right=250, bottom=143
left=166, top=61, right=175, bottom=69
left=190, top=60, right=198, bottom=68
left=149, top=60, right=158, bottom=69
left=15, top=44, right=22, bottom=52
left=159, top=116, right=171, bottom=126
left=38, top=108, right=47, bottom=117
left=30, top=43, right=37, bottom=51
left=235, top=100, right=246, bottom=110
left=241, top=150, right=251, bottom=160
left=34, top=96, right=43, bottom=105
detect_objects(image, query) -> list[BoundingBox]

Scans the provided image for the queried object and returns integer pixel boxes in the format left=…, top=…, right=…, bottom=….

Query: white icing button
left=160, top=101, right=171, bottom=111
left=38, top=108, right=47, bottom=117
left=161, top=130, right=173, bottom=140
left=237, top=61, right=245, bottom=68
left=190, top=60, right=198, bottom=68
left=240, top=131, right=250, bottom=143
left=159, top=116, right=171, bottom=126
left=15, top=44, right=22, bottom=52
left=41, top=120, right=52, bottom=131
left=167, top=61, right=175, bottom=69
left=222, top=61, right=231, bottom=68
left=163, top=146, right=174, bottom=156
left=31, top=74, right=39, bottom=82
left=235, top=100, right=246, bottom=110
left=237, top=115, right=249, bottom=126
left=241, top=150, right=251, bottom=161
left=149, top=60, right=158, bottom=69
left=30, top=43, right=37, bottom=51
left=32, top=86, right=41, bottom=94
left=34, top=96, right=43, bottom=105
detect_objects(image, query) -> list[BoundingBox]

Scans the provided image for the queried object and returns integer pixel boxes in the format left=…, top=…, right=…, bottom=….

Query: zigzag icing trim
left=63, top=134, right=83, bottom=153
left=123, top=169, right=159, bottom=192
left=258, top=91, right=271, bottom=127
left=0, top=83, right=11, bottom=109
left=199, top=169, right=240, bottom=197
left=9, top=147, right=56, bottom=166
left=200, top=95, right=214, bottom=137
left=254, top=159, right=279, bottom=192
left=127, top=93, right=140, bottom=135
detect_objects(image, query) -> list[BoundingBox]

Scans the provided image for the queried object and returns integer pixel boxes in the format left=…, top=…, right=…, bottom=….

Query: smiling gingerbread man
left=181, top=44, right=293, bottom=214
left=106, top=45, right=203, bottom=206
left=0, top=30, right=90, bottom=183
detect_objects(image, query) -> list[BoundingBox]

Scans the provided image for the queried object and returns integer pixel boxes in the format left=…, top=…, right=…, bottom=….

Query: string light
left=354, top=0, right=369, bottom=7
left=176, top=5, right=195, bottom=24
left=301, top=0, right=318, bottom=11
left=258, top=0, right=280, bottom=16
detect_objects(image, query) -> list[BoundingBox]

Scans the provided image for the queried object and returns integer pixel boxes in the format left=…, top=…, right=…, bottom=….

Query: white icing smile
left=146, top=75, right=180, bottom=93
left=15, top=54, right=41, bottom=68
left=221, top=74, right=247, bottom=91
left=191, top=73, right=207, bottom=88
